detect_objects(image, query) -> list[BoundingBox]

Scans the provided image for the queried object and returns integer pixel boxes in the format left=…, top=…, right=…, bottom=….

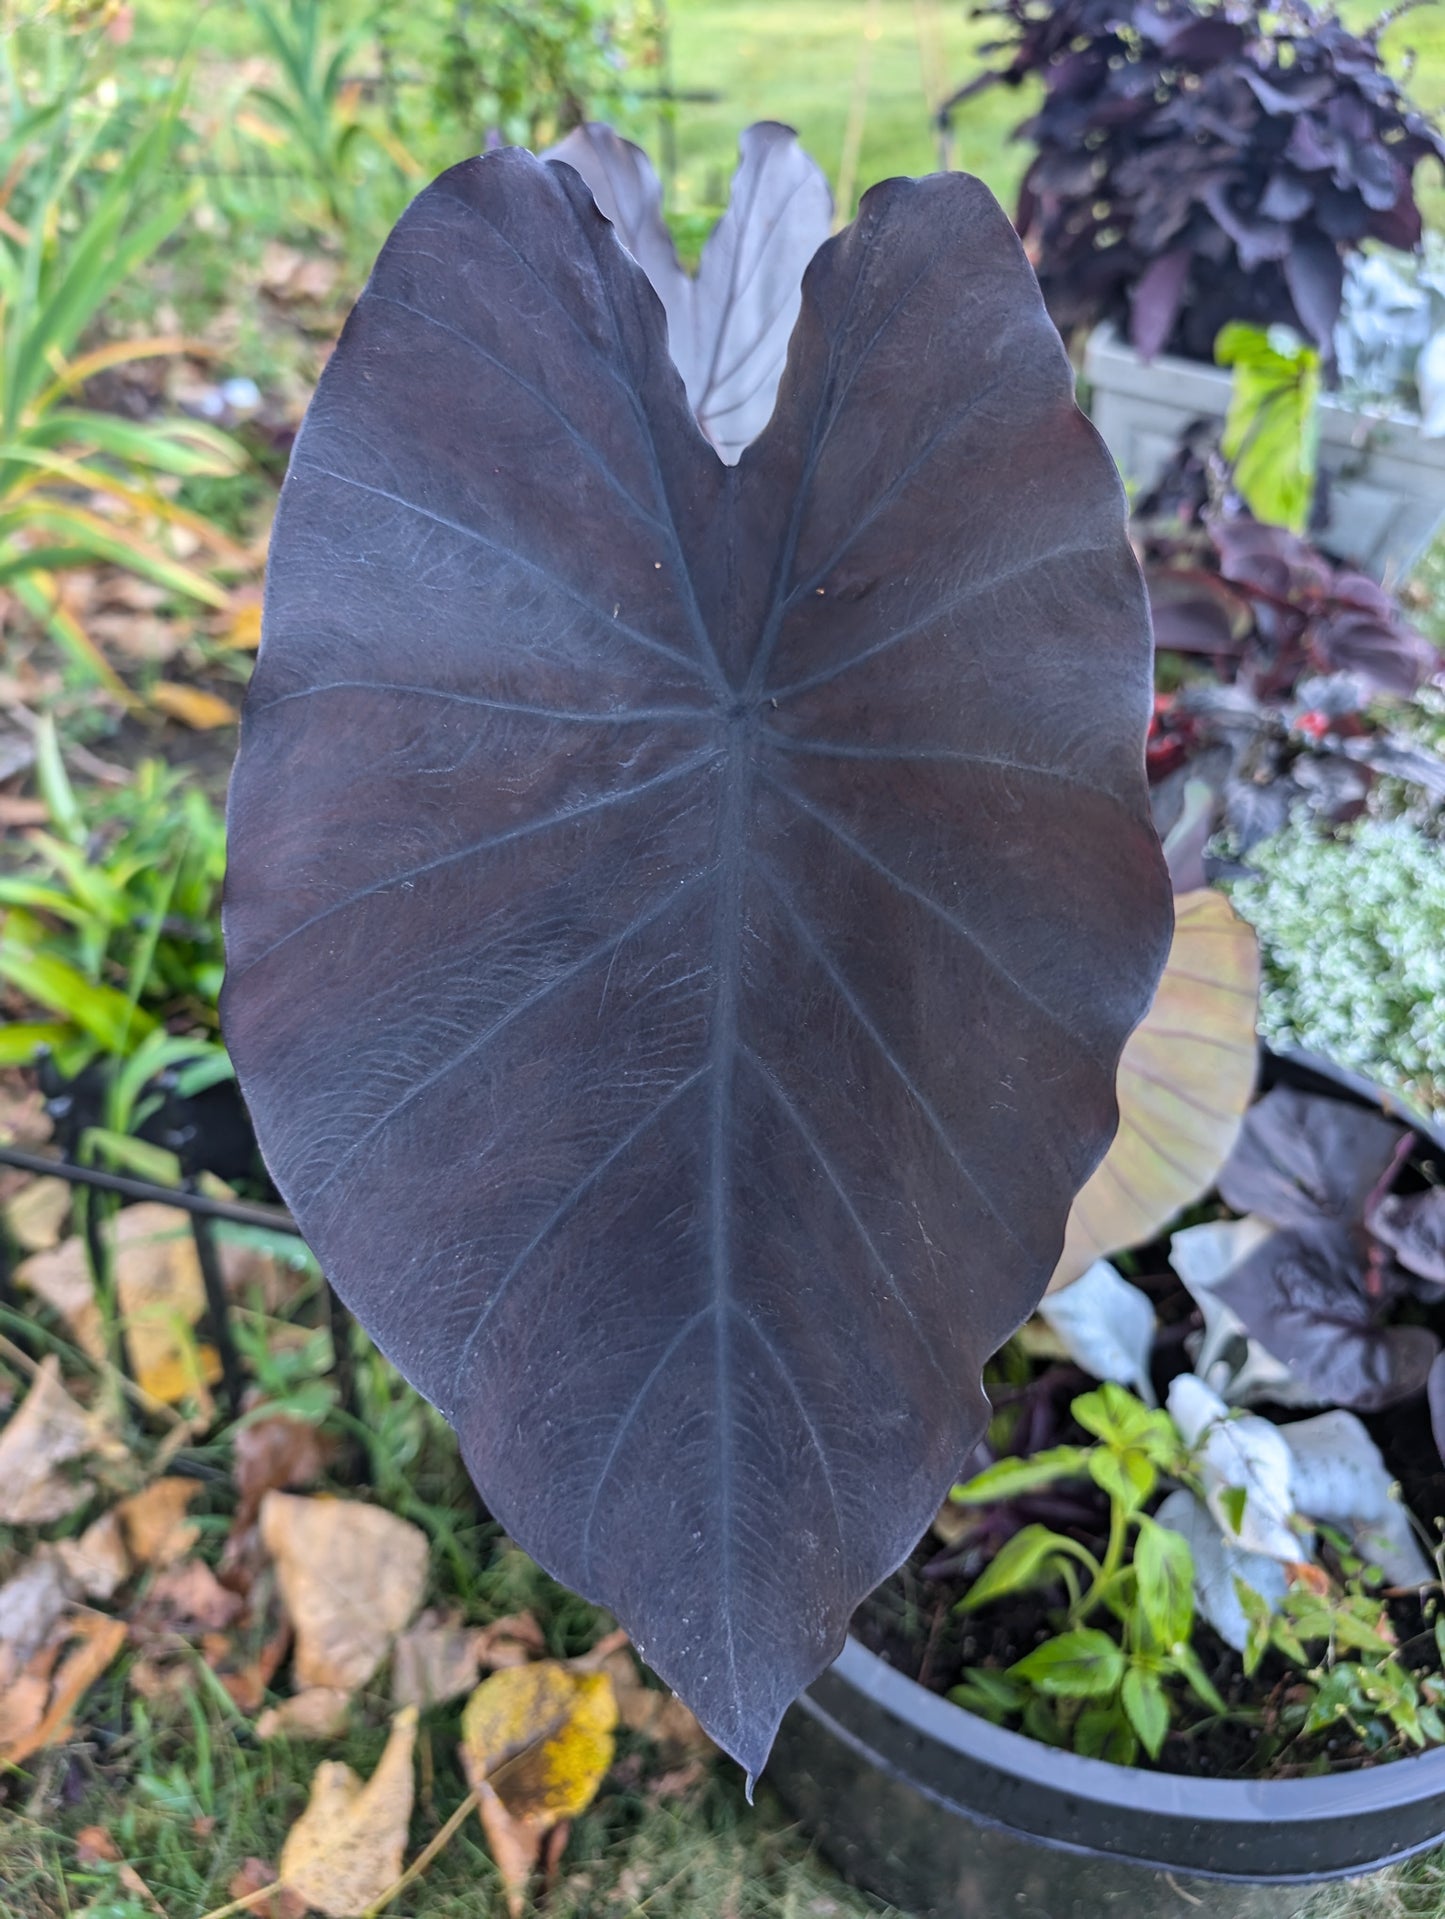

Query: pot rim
left=831, top=1632, right=1445, bottom=1827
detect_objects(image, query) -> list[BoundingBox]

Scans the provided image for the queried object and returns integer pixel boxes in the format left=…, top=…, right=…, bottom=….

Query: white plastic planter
left=1084, top=323, right=1445, bottom=583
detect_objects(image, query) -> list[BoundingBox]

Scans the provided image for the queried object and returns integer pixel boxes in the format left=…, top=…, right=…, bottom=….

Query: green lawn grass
left=658, top=0, right=1445, bottom=225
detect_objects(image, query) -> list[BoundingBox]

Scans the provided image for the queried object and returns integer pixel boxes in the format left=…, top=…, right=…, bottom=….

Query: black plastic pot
left=767, top=1050, right=1445, bottom=1918
left=769, top=1637, right=1445, bottom=1918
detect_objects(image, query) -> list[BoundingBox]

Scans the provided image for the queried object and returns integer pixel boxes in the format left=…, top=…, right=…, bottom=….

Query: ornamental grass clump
left=1230, top=817, right=1445, bottom=1112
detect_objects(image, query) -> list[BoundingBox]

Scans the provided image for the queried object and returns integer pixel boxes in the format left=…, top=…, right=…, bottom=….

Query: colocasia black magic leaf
left=222, top=148, right=1169, bottom=1776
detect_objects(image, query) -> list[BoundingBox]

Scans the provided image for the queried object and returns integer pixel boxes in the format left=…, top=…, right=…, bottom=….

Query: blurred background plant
left=0, top=717, right=227, bottom=1082
left=0, top=33, right=249, bottom=702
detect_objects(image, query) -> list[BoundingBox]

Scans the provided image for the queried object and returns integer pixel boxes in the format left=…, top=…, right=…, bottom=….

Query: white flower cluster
left=1228, top=817, right=1445, bottom=1113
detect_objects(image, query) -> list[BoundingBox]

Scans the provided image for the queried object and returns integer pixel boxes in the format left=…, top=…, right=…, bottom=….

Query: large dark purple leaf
left=1215, top=1223, right=1438, bottom=1410
left=222, top=150, right=1169, bottom=1777
left=1218, top=1086, right=1406, bottom=1230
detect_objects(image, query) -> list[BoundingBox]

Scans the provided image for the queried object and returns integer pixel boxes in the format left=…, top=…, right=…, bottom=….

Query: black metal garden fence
left=0, top=1143, right=357, bottom=1424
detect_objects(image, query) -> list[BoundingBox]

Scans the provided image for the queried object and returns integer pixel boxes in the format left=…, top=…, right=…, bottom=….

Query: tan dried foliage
left=261, top=1492, right=428, bottom=1691
left=16, top=1203, right=221, bottom=1404
left=279, top=1706, right=417, bottom=1917
left=116, top=1477, right=200, bottom=1566
left=0, top=1356, right=114, bottom=1524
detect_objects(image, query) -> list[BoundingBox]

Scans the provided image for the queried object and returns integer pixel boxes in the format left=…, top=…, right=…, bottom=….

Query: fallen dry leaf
left=256, top=1685, right=351, bottom=1742
left=222, top=592, right=263, bottom=651
left=140, top=1559, right=243, bottom=1634
left=128, top=1558, right=246, bottom=1700
left=600, top=1648, right=710, bottom=1758
left=0, top=1610, right=127, bottom=1767
left=56, top=1510, right=132, bottom=1600
left=473, top=1611, right=546, bottom=1671
left=261, top=1492, right=428, bottom=1691
left=233, top=1413, right=330, bottom=1533
left=260, top=242, right=339, bottom=305
left=279, top=1706, right=417, bottom=1917
left=5, top=1176, right=70, bottom=1251
left=392, top=1611, right=484, bottom=1710
left=0, top=1356, right=112, bottom=1524
left=74, top=1826, right=121, bottom=1866
left=0, top=1549, right=72, bottom=1665
left=17, top=1204, right=221, bottom=1406
left=151, top=682, right=238, bottom=730
left=228, top=1857, right=308, bottom=1919
left=476, top=1787, right=551, bottom=1919
left=460, top=1662, right=616, bottom=1919
left=117, top=1478, right=201, bottom=1566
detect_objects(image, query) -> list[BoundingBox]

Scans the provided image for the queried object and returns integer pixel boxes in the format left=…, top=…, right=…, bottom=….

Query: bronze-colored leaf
left=1052, top=888, right=1259, bottom=1289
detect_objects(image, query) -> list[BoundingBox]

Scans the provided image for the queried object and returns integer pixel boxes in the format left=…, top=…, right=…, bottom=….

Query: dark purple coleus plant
left=221, top=132, right=1172, bottom=1776
left=945, top=0, right=1445, bottom=363
left=1213, top=1086, right=1441, bottom=1410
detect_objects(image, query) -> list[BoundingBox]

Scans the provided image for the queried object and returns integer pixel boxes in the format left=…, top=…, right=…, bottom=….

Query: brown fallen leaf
left=129, top=1558, right=247, bottom=1700
left=0, top=1610, right=127, bottom=1767
left=599, top=1646, right=711, bottom=1757
left=460, top=1662, right=617, bottom=1919
left=473, top=1611, right=546, bottom=1671
left=56, top=1509, right=132, bottom=1600
left=75, top=1826, right=120, bottom=1865
left=279, top=1706, right=417, bottom=1917
left=476, top=1787, right=551, bottom=1919
left=0, top=1549, right=72, bottom=1665
left=5, top=1176, right=69, bottom=1251
left=261, top=1492, right=428, bottom=1691
left=117, top=1477, right=200, bottom=1566
left=151, top=682, right=238, bottom=730
left=0, top=1356, right=113, bottom=1524
left=17, top=1204, right=221, bottom=1407
left=233, top=1413, right=331, bottom=1534
left=209, top=1568, right=291, bottom=1713
left=228, top=1857, right=308, bottom=1919
left=392, top=1611, right=485, bottom=1710
left=141, top=1559, right=244, bottom=1634
left=256, top=1685, right=352, bottom=1742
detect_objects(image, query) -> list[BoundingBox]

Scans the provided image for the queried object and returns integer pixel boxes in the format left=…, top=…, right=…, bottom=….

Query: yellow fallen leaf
left=17, top=1203, right=221, bottom=1406
left=461, top=1662, right=616, bottom=1820
left=279, top=1706, right=417, bottom=1917
left=260, top=1492, right=428, bottom=1691
left=459, top=1662, right=616, bottom=1905
left=0, top=1357, right=112, bottom=1524
left=1050, top=889, right=1260, bottom=1290
left=116, top=1478, right=200, bottom=1566
left=151, top=682, right=238, bottom=729
left=222, top=595, right=263, bottom=650
left=5, top=1176, right=70, bottom=1251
